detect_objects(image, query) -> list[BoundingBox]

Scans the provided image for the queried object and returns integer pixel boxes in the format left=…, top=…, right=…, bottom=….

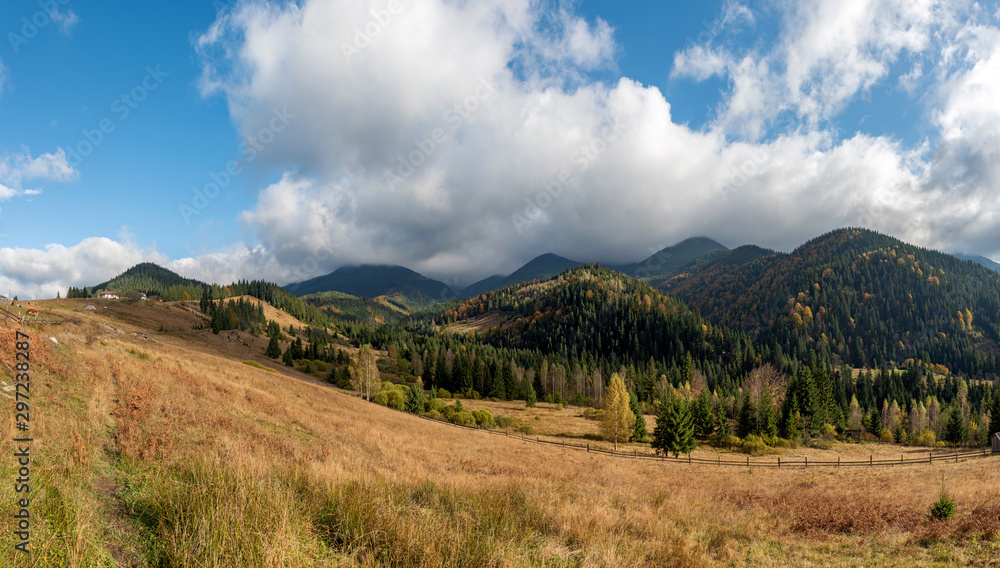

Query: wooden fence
left=412, top=411, right=995, bottom=469
left=0, top=307, right=72, bottom=326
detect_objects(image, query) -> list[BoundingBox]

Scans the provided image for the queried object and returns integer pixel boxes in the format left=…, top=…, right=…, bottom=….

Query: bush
left=496, top=415, right=514, bottom=429
left=930, top=491, right=956, bottom=520
left=452, top=411, right=476, bottom=427
left=426, top=409, right=444, bottom=420
left=915, top=429, right=937, bottom=447
left=437, top=388, right=451, bottom=399
left=472, top=409, right=495, bottom=429
left=516, top=424, right=535, bottom=435
left=386, top=388, right=406, bottom=411
left=879, top=428, right=894, bottom=443
left=739, top=434, right=768, bottom=456
left=373, top=390, right=390, bottom=406
left=440, top=405, right=457, bottom=421
left=312, top=360, right=329, bottom=373
left=581, top=407, right=603, bottom=421
left=427, top=399, right=447, bottom=413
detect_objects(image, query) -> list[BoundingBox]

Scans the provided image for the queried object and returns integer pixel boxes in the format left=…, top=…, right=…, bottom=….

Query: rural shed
left=993, top=432, right=1000, bottom=454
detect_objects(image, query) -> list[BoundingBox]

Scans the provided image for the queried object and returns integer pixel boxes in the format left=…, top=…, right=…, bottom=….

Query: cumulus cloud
left=182, top=0, right=1000, bottom=285
left=9, top=0, right=1000, bottom=298
left=0, top=147, right=78, bottom=201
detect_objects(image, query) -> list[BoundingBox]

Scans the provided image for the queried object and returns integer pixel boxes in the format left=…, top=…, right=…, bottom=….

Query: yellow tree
left=602, top=373, right=634, bottom=451
left=350, top=345, right=380, bottom=401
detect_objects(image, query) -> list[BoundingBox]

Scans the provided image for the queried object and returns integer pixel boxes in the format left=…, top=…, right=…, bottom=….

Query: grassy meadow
left=1, top=299, right=999, bottom=567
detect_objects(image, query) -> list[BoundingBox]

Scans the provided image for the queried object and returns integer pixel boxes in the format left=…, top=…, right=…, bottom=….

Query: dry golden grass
left=1, top=299, right=999, bottom=566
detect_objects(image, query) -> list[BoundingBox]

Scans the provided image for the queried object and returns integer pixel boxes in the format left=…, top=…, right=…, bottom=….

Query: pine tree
left=737, top=394, right=757, bottom=438
left=651, top=394, right=696, bottom=457
left=943, top=403, right=968, bottom=445
left=693, top=388, right=716, bottom=437
left=989, top=390, right=1000, bottom=441
left=405, top=383, right=425, bottom=414
left=266, top=335, right=281, bottom=359
left=601, top=373, right=634, bottom=451
left=629, top=391, right=647, bottom=442
left=526, top=383, right=537, bottom=407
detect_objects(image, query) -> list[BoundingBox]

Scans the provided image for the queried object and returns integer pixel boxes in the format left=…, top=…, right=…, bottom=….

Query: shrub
left=496, top=415, right=514, bottom=429
left=427, top=399, right=447, bottom=413
left=452, top=411, right=476, bottom=427
left=437, top=388, right=451, bottom=399
left=739, top=434, right=768, bottom=456
left=386, top=388, right=406, bottom=411
left=373, top=391, right=390, bottom=406
left=516, top=424, right=535, bottom=435
left=582, top=407, right=603, bottom=421
left=472, top=409, right=495, bottom=429
left=821, top=423, right=837, bottom=439
left=440, top=406, right=457, bottom=421
left=426, top=409, right=444, bottom=420
left=915, top=429, right=937, bottom=446
left=312, top=360, right=329, bottom=373
left=879, top=428, right=894, bottom=443
left=930, top=491, right=956, bottom=520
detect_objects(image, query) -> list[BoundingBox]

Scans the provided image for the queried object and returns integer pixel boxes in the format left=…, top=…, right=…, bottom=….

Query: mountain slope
left=612, top=237, right=729, bottom=281
left=955, top=253, right=1000, bottom=274
left=86, top=262, right=208, bottom=299
left=438, top=265, right=759, bottom=397
left=665, top=228, right=1000, bottom=376
left=285, top=264, right=453, bottom=305
left=462, top=253, right=582, bottom=298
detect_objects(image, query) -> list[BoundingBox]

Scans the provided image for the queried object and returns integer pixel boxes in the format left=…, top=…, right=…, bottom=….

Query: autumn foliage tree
left=351, top=345, right=380, bottom=401
left=602, top=373, right=634, bottom=451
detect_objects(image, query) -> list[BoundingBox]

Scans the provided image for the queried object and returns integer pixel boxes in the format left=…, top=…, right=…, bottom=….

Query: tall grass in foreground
left=120, top=449, right=567, bottom=568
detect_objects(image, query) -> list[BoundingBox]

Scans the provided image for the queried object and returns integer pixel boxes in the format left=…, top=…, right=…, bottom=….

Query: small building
left=844, top=429, right=863, bottom=441
left=993, top=432, right=1000, bottom=454
left=0, top=295, right=6, bottom=302
left=102, top=291, right=120, bottom=300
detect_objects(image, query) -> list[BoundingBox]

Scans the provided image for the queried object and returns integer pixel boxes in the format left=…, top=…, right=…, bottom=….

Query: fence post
left=746, top=456, right=749, bottom=468
left=805, top=456, right=807, bottom=468
left=955, top=452, right=958, bottom=463
left=929, top=452, right=932, bottom=464
left=901, top=454, right=903, bottom=464
left=778, top=457, right=780, bottom=468
left=587, top=443, right=589, bottom=452
left=870, top=455, right=872, bottom=467
left=837, top=455, right=840, bottom=468
left=688, top=453, right=691, bottom=465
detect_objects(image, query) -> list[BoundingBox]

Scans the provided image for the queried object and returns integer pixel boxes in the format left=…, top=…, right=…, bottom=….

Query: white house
left=102, top=291, right=120, bottom=300
left=0, top=295, right=7, bottom=303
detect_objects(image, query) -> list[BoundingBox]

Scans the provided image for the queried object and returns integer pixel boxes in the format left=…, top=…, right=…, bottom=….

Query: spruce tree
left=693, top=388, right=716, bottom=437
left=266, top=335, right=281, bottom=359
left=943, top=403, right=968, bottom=445
left=737, top=394, right=757, bottom=438
left=652, top=394, right=696, bottom=457
left=760, top=387, right=778, bottom=439
left=989, top=390, right=1000, bottom=441
left=526, top=383, right=537, bottom=407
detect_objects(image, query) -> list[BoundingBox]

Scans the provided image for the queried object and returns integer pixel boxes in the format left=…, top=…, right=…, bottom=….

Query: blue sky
left=2, top=0, right=1000, bottom=297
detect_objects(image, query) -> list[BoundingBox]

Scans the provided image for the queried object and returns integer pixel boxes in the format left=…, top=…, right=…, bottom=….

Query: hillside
left=80, top=262, right=208, bottom=300
left=3, top=298, right=999, bottom=566
left=665, top=228, right=1000, bottom=376
left=955, top=253, right=1000, bottom=274
left=462, top=253, right=582, bottom=298
left=432, top=265, right=760, bottom=399
left=611, top=236, right=729, bottom=281
left=285, top=264, right=452, bottom=307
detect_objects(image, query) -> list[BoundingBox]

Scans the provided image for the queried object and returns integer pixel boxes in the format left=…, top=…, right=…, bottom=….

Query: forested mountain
left=429, top=265, right=763, bottom=400
left=462, top=253, right=582, bottom=298
left=955, top=253, right=1000, bottom=274
left=664, top=228, right=1000, bottom=377
left=284, top=264, right=453, bottom=305
left=76, top=264, right=329, bottom=326
left=610, top=237, right=729, bottom=281
left=300, top=290, right=414, bottom=324
left=76, top=262, right=208, bottom=300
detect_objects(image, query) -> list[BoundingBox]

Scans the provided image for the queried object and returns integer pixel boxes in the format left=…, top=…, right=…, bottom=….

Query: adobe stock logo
left=179, top=107, right=296, bottom=223
left=340, top=1, right=406, bottom=62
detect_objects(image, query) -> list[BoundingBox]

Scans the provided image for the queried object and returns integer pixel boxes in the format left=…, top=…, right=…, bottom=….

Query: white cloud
left=51, top=8, right=79, bottom=35
left=0, top=147, right=78, bottom=201
left=178, top=0, right=1000, bottom=285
